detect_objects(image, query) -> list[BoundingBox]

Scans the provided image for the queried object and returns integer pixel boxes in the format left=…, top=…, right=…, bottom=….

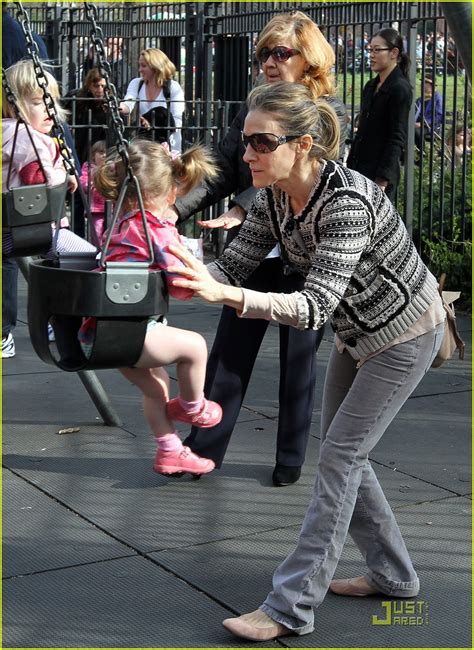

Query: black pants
left=184, top=257, right=324, bottom=468
left=2, top=257, right=18, bottom=338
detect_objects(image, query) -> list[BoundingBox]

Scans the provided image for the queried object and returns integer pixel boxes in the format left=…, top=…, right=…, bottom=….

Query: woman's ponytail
left=313, top=99, right=341, bottom=161
left=398, top=52, right=410, bottom=78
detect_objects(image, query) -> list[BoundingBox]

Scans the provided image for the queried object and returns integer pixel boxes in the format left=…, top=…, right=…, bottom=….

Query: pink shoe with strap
left=166, top=397, right=223, bottom=428
left=154, top=446, right=215, bottom=475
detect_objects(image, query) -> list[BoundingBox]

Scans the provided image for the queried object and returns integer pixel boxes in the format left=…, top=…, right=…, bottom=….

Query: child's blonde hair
left=95, top=140, right=218, bottom=205
left=2, top=59, right=68, bottom=123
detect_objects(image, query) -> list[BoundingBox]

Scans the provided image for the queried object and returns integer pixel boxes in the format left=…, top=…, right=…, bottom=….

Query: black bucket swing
left=2, top=9, right=93, bottom=259
left=1, top=68, right=70, bottom=257
left=27, top=3, right=169, bottom=372
left=28, top=174, right=169, bottom=372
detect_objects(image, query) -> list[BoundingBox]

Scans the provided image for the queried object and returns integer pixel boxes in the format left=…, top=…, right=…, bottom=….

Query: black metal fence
left=11, top=2, right=473, bottom=263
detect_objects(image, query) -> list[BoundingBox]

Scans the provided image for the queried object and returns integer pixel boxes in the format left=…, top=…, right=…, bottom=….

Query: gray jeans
left=260, top=323, right=445, bottom=635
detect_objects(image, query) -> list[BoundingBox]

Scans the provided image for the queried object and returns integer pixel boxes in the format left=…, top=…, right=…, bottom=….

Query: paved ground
left=2, top=272, right=471, bottom=648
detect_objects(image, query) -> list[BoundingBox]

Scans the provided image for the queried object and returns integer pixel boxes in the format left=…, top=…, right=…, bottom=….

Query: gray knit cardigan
left=210, top=160, right=439, bottom=357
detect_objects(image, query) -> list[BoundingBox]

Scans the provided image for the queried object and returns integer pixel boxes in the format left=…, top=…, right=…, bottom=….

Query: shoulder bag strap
left=162, top=79, right=171, bottom=101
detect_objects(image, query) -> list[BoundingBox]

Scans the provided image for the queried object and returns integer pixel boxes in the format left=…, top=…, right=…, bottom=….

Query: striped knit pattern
left=211, top=160, right=438, bottom=357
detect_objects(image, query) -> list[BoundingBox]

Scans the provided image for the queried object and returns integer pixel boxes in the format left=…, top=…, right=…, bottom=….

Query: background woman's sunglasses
left=257, top=46, right=300, bottom=64
left=241, top=132, right=301, bottom=153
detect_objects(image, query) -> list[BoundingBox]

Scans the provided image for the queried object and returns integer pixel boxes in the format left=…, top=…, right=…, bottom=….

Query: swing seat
left=2, top=180, right=68, bottom=257
left=27, top=255, right=169, bottom=372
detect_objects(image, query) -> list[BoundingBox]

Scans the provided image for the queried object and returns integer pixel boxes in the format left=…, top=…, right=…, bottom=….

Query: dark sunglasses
left=241, top=132, right=302, bottom=153
left=257, top=46, right=300, bottom=64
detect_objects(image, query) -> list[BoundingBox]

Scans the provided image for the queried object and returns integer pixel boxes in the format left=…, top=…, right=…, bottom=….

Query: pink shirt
left=2, top=118, right=66, bottom=189
left=78, top=208, right=192, bottom=348
left=80, top=162, right=106, bottom=213
left=101, top=209, right=193, bottom=301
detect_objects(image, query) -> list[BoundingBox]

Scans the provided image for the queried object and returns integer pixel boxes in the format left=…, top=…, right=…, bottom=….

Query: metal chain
left=2, top=67, right=23, bottom=122
left=83, top=2, right=132, bottom=178
left=14, top=1, right=75, bottom=174
left=83, top=2, right=154, bottom=264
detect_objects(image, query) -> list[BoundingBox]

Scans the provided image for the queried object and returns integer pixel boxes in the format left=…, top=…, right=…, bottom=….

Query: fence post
left=185, top=2, right=206, bottom=103
left=439, top=2, right=472, bottom=82
left=403, top=1, right=419, bottom=241
left=43, top=4, right=60, bottom=64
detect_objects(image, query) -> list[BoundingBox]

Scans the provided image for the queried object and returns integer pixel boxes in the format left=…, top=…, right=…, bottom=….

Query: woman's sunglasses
left=241, top=132, right=301, bottom=153
left=257, top=46, right=300, bottom=64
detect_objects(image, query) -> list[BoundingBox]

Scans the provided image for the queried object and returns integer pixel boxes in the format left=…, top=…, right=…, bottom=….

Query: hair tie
left=160, top=142, right=181, bottom=161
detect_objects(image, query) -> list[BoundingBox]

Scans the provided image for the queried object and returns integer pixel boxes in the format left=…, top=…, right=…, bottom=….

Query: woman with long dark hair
left=347, top=28, right=412, bottom=202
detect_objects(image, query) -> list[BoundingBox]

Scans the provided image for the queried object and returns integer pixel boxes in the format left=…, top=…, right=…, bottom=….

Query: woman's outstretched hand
left=197, top=205, right=245, bottom=230
left=167, top=243, right=244, bottom=309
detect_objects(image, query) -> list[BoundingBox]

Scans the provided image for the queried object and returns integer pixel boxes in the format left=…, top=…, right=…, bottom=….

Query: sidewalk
left=2, top=273, right=471, bottom=648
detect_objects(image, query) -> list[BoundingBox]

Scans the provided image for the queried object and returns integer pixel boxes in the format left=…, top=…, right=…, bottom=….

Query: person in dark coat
left=172, top=11, right=348, bottom=486
left=64, top=68, right=109, bottom=165
left=2, top=5, right=48, bottom=68
left=347, top=28, right=413, bottom=203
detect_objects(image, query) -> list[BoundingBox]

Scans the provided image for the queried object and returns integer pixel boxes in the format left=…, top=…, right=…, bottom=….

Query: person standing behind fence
left=120, top=48, right=184, bottom=151
left=65, top=68, right=108, bottom=165
left=167, top=81, right=445, bottom=641
left=414, top=77, right=443, bottom=149
left=171, top=11, right=348, bottom=487
left=347, top=28, right=413, bottom=203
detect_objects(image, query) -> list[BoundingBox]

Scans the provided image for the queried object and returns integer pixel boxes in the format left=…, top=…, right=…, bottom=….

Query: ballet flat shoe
left=222, top=609, right=292, bottom=641
left=329, top=576, right=381, bottom=597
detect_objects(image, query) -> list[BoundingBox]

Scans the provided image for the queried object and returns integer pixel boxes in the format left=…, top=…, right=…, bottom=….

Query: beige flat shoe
left=329, top=576, right=381, bottom=597
left=222, top=608, right=292, bottom=641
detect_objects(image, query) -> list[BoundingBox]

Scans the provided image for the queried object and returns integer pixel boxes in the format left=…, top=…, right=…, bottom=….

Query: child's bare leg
left=135, top=325, right=208, bottom=401
left=120, top=360, right=215, bottom=476
left=119, top=366, right=172, bottom=438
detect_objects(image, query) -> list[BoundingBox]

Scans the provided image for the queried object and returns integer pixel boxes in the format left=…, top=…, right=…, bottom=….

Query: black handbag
left=137, top=79, right=175, bottom=144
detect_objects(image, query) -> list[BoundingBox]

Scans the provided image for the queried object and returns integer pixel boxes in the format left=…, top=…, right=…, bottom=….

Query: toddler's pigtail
left=171, top=145, right=218, bottom=196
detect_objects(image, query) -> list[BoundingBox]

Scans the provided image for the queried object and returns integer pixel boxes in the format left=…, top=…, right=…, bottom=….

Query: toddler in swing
left=2, top=59, right=96, bottom=256
left=79, top=139, right=222, bottom=476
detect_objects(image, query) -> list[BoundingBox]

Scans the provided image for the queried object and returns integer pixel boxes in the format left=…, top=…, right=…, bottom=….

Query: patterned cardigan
left=209, top=160, right=438, bottom=358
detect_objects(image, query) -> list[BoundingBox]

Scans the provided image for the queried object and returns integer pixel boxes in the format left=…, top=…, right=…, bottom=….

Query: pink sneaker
left=154, top=446, right=215, bottom=476
left=166, top=397, right=223, bottom=428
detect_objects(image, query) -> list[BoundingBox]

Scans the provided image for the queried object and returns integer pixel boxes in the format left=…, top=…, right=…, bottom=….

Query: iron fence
left=8, top=2, right=472, bottom=259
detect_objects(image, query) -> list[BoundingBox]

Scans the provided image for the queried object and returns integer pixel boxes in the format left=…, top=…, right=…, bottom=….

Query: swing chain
left=14, top=1, right=75, bottom=175
left=2, top=68, right=22, bottom=122
left=83, top=2, right=155, bottom=266
left=83, top=2, right=131, bottom=177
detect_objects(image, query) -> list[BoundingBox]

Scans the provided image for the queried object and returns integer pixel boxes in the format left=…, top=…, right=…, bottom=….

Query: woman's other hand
left=68, top=174, right=78, bottom=193
left=140, top=116, right=151, bottom=130
left=375, top=177, right=388, bottom=192
left=198, top=205, right=245, bottom=230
